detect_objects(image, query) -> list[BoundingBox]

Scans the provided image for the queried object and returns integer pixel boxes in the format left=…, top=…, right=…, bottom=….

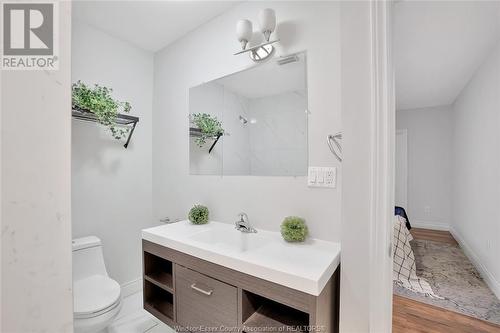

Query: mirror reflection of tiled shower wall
left=246, top=91, right=307, bottom=176
left=189, top=52, right=308, bottom=176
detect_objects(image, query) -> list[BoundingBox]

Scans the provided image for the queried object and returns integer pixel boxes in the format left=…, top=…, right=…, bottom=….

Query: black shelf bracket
left=123, top=121, right=137, bottom=148
left=72, top=109, right=139, bottom=148
left=208, top=133, right=223, bottom=154
left=189, top=127, right=223, bottom=154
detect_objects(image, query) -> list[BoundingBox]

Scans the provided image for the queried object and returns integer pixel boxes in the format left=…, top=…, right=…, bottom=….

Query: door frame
left=340, top=0, right=394, bottom=332
left=395, top=129, right=408, bottom=209
left=369, top=2, right=395, bottom=331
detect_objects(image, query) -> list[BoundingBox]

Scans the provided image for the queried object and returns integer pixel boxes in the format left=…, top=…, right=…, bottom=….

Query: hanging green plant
left=72, top=81, right=132, bottom=140
left=191, top=113, right=224, bottom=147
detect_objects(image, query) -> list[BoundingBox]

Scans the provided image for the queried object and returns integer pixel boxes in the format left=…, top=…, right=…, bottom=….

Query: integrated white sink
left=142, top=220, right=340, bottom=296
left=188, top=223, right=267, bottom=252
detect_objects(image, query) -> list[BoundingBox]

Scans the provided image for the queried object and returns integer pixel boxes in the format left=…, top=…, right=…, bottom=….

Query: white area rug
left=393, top=239, right=500, bottom=325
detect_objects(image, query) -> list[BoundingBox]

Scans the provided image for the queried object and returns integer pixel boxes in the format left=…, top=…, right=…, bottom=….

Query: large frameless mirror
left=189, top=52, right=308, bottom=176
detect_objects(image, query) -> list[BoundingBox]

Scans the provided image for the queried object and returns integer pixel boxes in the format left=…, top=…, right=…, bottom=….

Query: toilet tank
left=73, top=236, right=109, bottom=281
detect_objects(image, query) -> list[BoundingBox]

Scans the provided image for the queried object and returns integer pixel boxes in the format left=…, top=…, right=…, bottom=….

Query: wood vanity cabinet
left=143, top=240, right=340, bottom=333
left=176, top=265, right=238, bottom=329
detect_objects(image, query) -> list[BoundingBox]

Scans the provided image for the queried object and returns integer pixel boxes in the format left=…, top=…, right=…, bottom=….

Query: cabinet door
left=176, top=265, right=238, bottom=331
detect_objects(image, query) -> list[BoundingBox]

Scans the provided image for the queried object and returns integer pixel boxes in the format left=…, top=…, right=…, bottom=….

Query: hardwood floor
left=393, top=295, right=500, bottom=333
left=410, top=227, right=458, bottom=245
left=393, top=228, right=500, bottom=332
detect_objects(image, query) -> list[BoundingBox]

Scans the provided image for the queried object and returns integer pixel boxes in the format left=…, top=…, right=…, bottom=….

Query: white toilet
left=73, top=236, right=122, bottom=333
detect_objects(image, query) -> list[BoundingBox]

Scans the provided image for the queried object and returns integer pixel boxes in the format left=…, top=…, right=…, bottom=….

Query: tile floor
left=108, top=292, right=175, bottom=333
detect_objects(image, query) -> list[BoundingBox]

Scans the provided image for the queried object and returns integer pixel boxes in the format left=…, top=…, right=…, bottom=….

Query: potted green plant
left=191, top=113, right=224, bottom=147
left=72, top=81, right=132, bottom=140
left=280, top=216, right=308, bottom=242
left=188, top=205, right=209, bottom=225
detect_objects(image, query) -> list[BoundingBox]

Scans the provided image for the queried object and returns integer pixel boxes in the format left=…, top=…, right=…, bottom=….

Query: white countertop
left=142, top=220, right=340, bottom=296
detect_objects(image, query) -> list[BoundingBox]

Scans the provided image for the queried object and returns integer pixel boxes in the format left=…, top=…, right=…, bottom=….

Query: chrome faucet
left=235, top=212, right=257, bottom=233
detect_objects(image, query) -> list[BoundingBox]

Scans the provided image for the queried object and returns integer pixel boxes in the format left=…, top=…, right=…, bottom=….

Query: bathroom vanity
left=142, top=221, right=341, bottom=332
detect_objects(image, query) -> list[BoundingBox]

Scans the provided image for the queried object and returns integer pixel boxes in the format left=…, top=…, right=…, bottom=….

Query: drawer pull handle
left=190, top=283, right=213, bottom=296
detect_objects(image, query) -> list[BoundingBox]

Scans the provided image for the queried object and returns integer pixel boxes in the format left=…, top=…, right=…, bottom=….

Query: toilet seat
left=74, top=274, right=121, bottom=319
left=75, top=298, right=121, bottom=319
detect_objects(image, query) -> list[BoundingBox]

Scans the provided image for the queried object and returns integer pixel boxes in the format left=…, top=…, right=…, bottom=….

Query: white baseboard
left=411, top=220, right=449, bottom=231
left=121, top=277, right=142, bottom=298
left=450, top=227, right=500, bottom=299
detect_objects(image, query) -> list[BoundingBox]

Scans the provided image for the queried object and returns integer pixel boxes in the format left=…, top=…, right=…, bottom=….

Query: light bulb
left=258, top=8, right=276, bottom=41
left=236, top=19, right=253, bottom=50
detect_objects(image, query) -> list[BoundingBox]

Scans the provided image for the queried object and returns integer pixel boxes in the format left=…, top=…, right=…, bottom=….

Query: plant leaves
left=72, top=81, right=132, bottom=140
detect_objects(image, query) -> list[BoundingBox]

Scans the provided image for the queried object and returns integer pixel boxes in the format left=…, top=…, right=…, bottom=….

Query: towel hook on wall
left=327, top=133, right=342, bottom=162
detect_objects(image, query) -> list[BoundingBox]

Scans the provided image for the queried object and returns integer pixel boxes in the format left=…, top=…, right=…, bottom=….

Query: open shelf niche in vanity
left=241, top=290, right=310, bottom=332
left=143, top=251, right=175, bottom=325
left=142, top=238, right=340, bottom=333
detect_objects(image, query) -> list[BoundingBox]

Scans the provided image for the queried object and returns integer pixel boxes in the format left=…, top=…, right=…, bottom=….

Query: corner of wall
left=450, top=227, right=500, bottom=299
left=411, top=220, right=450, bottom=231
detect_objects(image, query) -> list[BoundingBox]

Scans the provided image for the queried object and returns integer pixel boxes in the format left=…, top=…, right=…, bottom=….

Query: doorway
left=392, top=1, right=500, bottom=331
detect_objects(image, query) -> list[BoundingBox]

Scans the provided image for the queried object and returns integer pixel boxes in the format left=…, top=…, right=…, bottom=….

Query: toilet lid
left=74, top=275, right=121, bottom=315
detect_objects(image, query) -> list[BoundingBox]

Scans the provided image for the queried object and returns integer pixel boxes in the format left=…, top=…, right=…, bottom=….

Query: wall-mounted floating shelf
left=189, top=127, right=223, bottom=154
left=72, top=109, right=139, bottom=148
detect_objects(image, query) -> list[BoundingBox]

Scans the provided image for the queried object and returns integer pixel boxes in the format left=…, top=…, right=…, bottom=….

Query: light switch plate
left=308, top=167, right=336, bottom=188
left=308, top=167, right=317, bottom=184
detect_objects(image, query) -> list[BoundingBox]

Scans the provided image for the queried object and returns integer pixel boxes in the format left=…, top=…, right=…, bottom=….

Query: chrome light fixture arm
left=233, top=40, right=280, bottom=62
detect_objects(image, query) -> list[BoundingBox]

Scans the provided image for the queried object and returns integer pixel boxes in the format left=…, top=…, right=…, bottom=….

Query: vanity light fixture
left=236, top=19, right=253, bottom=50
left=234, top=8, right=280, bottom=62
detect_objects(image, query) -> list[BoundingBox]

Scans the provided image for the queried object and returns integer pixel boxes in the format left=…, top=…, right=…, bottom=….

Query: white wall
left=451, top=41, right=500, bottom=297
left=153, top=1, right=341, bottom=239
left=396, top=105, right=453, bottom=230
left=71, top=21, right=155, bottom=288
left=1, top=3, right=73, bottom=332
left=339, top=3, right=372, bottom=329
